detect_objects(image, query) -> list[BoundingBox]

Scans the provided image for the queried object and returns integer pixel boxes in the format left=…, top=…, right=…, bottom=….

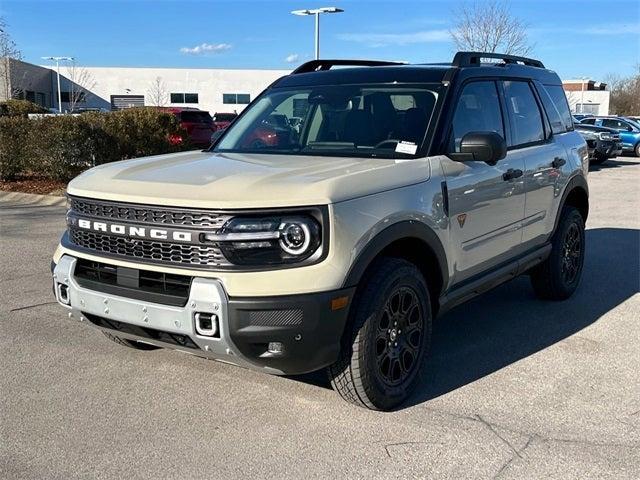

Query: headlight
left=202, top=212, right=323, bottom=266
left=598, top=132, right=612, bottom=141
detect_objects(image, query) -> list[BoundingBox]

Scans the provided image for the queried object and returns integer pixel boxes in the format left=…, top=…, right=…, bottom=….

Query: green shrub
left=29, top=116, right=98, bottom=181
left=0, top=116, right=32, bottom=180
left=0, top=99, right=48, bottom=117
left=0, top=107, right=192, bottom=183
left=102, top=108, right=190, bottom=160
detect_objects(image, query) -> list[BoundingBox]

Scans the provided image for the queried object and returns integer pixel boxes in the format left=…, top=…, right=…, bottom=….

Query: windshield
left=214, top=84, right=440, bottom=158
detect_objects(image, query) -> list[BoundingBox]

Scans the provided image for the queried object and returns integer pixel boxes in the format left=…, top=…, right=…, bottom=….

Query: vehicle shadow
left=590, top=157, right=640, bottom=171
left=405, top=227, right=639, bottom=407
left=292, top=228, right=640, bottom=405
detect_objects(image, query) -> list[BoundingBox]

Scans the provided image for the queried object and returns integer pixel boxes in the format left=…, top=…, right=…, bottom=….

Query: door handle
left=552, top=157, right=566, bottom=169
left=503, top=168, right=523, bottom=181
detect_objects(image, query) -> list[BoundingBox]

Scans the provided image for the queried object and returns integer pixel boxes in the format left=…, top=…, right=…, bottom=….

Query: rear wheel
left=102, top=331, right=161, bottom=351
left=328, top=258, right=431, bottom=410
left=635, top=143, right=640, bottom=157
left=530, top=206, right=585, bottom=300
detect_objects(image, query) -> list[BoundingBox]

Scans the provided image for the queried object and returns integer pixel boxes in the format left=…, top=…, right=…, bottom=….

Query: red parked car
left=161, top=107, right=214, bottom=148
left=212, top=112, right=238, bottom=132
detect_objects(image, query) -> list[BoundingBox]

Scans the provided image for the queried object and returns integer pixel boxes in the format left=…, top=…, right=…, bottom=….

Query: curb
left=0, top=190, right=66, bottom=207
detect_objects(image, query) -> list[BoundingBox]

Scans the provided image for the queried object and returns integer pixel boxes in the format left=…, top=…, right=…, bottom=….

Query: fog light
left=194, top=312, right=219, bottom=337
left=56, top=283, right=70, bottom=305
left=267, top=342, right=284, bottom=354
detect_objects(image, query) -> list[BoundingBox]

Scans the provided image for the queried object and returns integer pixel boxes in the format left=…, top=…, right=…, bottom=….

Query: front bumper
left=591, top=140, right=623, bottom=159
left=52, top=255, right=353, bottom=375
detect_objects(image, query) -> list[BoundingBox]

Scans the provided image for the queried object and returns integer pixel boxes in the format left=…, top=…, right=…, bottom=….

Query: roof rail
left=292, top=59, right=404, bottom=74
left=452, top=51, right=545, bottom=68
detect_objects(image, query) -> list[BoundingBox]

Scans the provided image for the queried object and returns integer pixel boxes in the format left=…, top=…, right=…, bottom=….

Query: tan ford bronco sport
left=53, top=52, right=589, bottom=410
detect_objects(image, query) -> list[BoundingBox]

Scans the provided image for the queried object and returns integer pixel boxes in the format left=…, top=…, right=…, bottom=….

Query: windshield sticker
left=395, top=141, right=418, bottom=155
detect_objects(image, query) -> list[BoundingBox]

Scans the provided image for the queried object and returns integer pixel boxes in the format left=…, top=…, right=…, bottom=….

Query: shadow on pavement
left=293, top=228, right=640, bottom=404
left=589, top=156, right=640, bottom=171
left=406, top=227, right=639, bottom=407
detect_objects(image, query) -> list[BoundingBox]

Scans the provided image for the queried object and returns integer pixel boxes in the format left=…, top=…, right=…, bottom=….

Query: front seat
left=342, top=110, right=377, bottom=146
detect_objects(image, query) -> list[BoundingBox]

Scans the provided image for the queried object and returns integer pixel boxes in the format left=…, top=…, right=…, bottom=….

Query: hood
left=67, top=150, right=431, bottom=209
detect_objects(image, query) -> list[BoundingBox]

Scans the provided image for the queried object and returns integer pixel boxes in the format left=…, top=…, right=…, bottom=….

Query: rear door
left=500, top=80, right=568, bottom=246
left=442, top=80, right=526, bottom=284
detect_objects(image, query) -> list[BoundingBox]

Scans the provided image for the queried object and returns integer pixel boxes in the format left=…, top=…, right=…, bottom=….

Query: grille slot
left=70, top=228, right=229, bottom=267
left=70, top=196, right=230, bottom=228
left=74, top=259, right=192, bottom=306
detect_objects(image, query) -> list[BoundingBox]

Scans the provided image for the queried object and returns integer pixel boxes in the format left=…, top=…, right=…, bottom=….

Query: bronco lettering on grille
left=75, top=218, right=193, bottom=242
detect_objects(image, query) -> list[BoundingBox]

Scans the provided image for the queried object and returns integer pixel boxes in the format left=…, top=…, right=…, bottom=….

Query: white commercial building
left=72, top=66, right=290, bottom=114
left=562, top=79, right=610, bottom=116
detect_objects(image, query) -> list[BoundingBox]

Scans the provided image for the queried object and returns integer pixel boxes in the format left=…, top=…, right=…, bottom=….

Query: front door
left=442, top=80, right=525, bottom=285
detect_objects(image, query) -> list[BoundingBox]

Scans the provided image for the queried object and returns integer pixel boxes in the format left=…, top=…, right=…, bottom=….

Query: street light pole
left=291, top=7, right=344, bottom=60
left=42, top=56, right=73, bottom=113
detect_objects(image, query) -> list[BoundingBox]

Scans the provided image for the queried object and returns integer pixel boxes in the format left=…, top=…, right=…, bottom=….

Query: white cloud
left=180, top=43, right=232, bottom=55
left=284, top=53, right=299, bottom=63
left=336, top=29, right=450, bottom=47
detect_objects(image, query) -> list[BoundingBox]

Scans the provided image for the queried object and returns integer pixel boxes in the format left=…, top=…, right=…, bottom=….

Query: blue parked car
left=580, top=116, right=640, bottom=156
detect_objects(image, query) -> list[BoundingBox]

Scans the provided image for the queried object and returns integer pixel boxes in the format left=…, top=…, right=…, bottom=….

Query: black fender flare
left=552, top=174, right=589, bottom=235
left=342, top=220, right=449, bottom=294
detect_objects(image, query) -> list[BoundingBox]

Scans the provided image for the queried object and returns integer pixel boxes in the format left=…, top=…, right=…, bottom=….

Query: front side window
left=502, top=81, right=545, bottom=146
left=215, top=84, right=440, bottom=158
left=450, top=81, right=504, bottom=152
left=602, top=118, right=631, bottom=130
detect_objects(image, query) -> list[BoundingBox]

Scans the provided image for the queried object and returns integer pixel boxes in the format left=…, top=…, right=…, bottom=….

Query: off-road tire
left=102, top=331, right=161, bottom=350
left=590, top=154, right=607, bottom=165
left=530, top=206, right=585, bottom=300
left=328, top=258, right=432, bottom=410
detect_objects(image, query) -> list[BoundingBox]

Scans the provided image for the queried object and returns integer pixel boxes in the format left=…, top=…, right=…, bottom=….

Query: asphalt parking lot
left=1, top=156, right=639, bottom=479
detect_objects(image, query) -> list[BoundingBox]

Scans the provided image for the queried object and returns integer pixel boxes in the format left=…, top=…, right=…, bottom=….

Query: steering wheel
left=374, top=139, right=400, bottom=149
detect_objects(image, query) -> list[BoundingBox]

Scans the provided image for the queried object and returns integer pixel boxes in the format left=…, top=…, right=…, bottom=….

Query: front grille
left=69, top=228, right=229, bottom=267
left=70, top=196, right=230, bottom=228
left=74, top=259, right=192, bottom=306
left=84, top=313, right=200, bottom=350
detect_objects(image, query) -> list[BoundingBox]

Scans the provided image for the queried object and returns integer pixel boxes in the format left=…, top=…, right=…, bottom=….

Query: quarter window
left=450, top=81, right=504, bottom=152
left=502, top=81, right=545, bottom=146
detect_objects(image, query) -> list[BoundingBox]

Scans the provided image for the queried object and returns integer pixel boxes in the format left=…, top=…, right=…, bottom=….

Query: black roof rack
left=452, top=51, right=545, bottom=68
left=292, top=59, right=404, bottom=74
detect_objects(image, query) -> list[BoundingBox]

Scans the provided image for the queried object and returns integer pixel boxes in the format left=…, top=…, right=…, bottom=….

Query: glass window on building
left=223, top=93, right=251, bottom=104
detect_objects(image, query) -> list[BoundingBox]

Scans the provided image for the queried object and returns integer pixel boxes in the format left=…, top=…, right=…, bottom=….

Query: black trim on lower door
left=438, top=243, right=551, bottom=315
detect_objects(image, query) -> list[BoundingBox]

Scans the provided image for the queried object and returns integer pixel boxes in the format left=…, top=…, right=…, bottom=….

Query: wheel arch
left=342, top=221, right=448, bottom=316
left=555, top=175, right=589, bottom=232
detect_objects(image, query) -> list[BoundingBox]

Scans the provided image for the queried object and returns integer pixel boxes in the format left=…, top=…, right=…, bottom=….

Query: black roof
left=273, top=52, right=563, bottom=88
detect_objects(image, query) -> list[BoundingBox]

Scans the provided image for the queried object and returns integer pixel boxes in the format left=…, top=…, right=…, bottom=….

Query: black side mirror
left=448, top=131, right=507, bottom=165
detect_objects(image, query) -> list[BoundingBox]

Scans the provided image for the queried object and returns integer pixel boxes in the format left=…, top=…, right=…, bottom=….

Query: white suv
left=53, top=52, right=589, bottom=410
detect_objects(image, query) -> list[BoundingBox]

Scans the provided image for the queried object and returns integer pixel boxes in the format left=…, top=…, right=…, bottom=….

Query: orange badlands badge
left=457, top=213, right=467, bottom=228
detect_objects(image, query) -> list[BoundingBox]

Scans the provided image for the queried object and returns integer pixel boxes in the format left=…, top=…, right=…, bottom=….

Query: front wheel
left=328, top=258, right=432, bottom=410
left=530, top=206, right=585, bottom=300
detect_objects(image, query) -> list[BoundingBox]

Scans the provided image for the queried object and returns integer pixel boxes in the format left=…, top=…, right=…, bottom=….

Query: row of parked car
left=573, top=115, right=640, bottom=165
left=162, top=107, right=237, bottom=148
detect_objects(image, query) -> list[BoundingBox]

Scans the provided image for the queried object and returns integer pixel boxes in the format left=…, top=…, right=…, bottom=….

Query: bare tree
left=147, top=76, right=168, bottom=107
left=0, top=16, right=22, bottom=100
left=66, top=61, right=96, bottom=112
left=605, top=68, right=640, bottom=116
left=450, top=1, right=533, bottom=56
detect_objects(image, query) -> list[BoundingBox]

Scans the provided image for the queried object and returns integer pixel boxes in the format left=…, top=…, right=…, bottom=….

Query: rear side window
left=502, top=81, right=544, bottom=147
left=544, top=85, right=574, bottom=131
left=581, top=118, right=596, bottom=125
left=180, top=111, right=212, bottom=123
left=450, top=81, right=504, bottom=152
left=537, top=85, right=565, bottom=134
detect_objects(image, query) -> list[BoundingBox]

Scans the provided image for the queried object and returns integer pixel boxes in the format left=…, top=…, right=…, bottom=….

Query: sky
left=1, top=0, right=639, bottom=81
